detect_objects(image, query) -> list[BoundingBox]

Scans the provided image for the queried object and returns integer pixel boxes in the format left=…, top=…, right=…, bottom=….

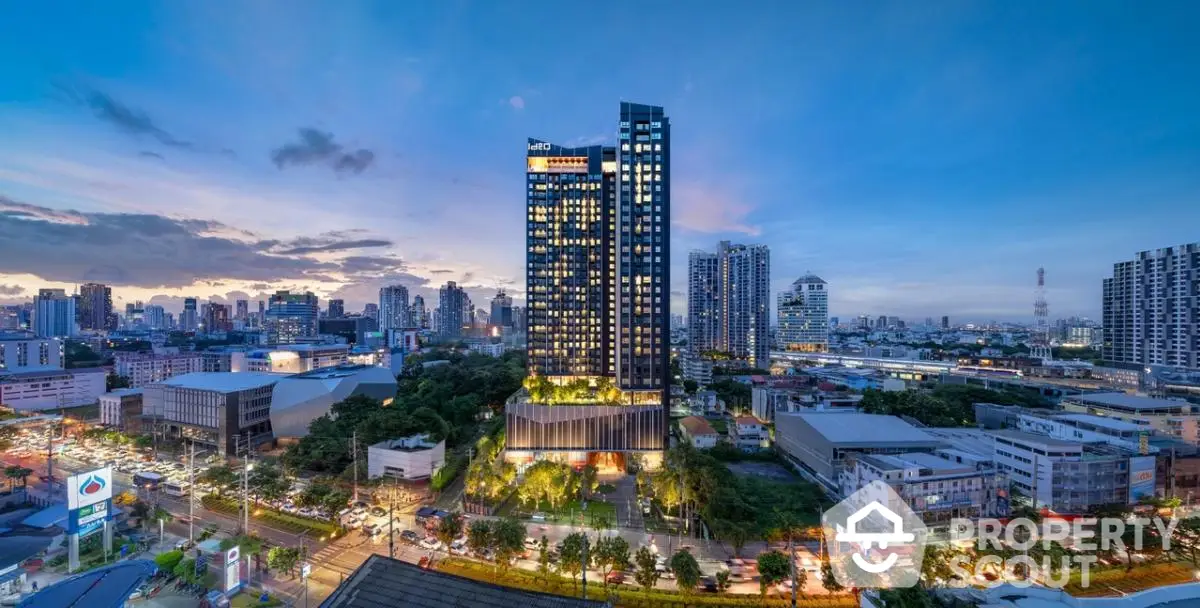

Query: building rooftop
left=989, top=429, right=1083, bottom=448
left=680, top=416, right=718, bottom=436
left=19, top=559, right=158, bottom=608
left=320, top=554, right=608, bottom=608
left=784, top=412, right=942, bottom=446
left=371, top=434, right=441, bottom=452
left=102, top=388, right=144, bottom=398
left=735, top=415, right=761, bottom=426
left=1068, top=392, right=1194, bottom=412
left=159, top=371, right=283, bottom=392
left=1054, top=413, right=1144, bottom=432
left=0, top=367, right=105, bottom=381
left=293, top=364, right=377, bottom=380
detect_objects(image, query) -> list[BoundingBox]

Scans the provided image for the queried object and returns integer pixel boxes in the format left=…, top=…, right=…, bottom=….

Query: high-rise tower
left=687, top=241, right=770, bottom=366
left=1031, top=267, right=1052, bottom=362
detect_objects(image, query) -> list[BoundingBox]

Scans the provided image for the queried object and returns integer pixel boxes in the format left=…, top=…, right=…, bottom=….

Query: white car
left=419, top=538, right=443, bottom=551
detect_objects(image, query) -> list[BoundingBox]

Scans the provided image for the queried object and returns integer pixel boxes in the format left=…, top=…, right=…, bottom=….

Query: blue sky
left=1, top=1, right=1197, bottom=321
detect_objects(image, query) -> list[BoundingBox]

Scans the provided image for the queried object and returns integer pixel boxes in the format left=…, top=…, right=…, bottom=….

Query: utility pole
left=789, top=533, right=797, bottom=608
left=388, top=480, right=396, bottom=559
left=188, top=440, right=196, bottom=544
left=351, top=431, right=359, bottom=504
left=242, top=441, right=252, bottom=535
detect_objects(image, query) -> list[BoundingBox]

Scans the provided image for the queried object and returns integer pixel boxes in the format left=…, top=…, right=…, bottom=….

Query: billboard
left=223, top=546, right=241, bottom=593
left=67, top=467, right=113, bottom=510
left=1128, top=456, right=1156, bottom=502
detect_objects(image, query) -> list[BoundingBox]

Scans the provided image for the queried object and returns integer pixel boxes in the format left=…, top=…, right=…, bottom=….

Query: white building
left=99, top=388, right=144, bottom=431
left=0, top=368, right=106, bottom=411
left=113, top=352, right=203, bottom=388
left=1060, top=392, right=1200, bottom=444
left=32, top=289, right=76, bottom=338
left=733, top=415, right=768, bottom=451
left=777, top=274, right=828, bottom=352
left=681, top=356, right=713, bottom=387
left=143, top=372, right=282, bottom=456
left=467, top=342, right=506, bottom=357
left=235, top=344, right=349, bottom=374
left=840, top=452, right=1009, bottom=524
left=379, top=285, right=411, bottom=334
left=367, top=434, right=445, bottom=481
left=678, top=416, right=720, bottom=449
left=0, top=335, right=63, bottom=372
left=1103, top=243, right=1200, bottom=370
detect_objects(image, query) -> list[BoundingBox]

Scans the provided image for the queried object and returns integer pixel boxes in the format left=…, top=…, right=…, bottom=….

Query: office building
left=941, top=316, right=950, bottom=330
left=236, top=343, right=349, bottom=374
left=142, top=372, right=281, bottom=456
left=180, top=298, right=198, bottom=332
left=32, top=289, right=76, bottom=338
left=200, top=302, right=232, bottom=333
left=1103, top=243, right=1200, bottom=370
left=77, top=283, right=112, bottom=332
left=327, top=299, right=345, bottom=319
left=99, top=388, right=144, bottom=433
left=379, top=285, right=410, bottom=333
left=1060, top=392, right=1200, bottom=444
left=113, top=352, right=203, bottom=388
left=319, top=316, right=377, bottom=344
left=840, top=452, right=1010, bottom=524
left=363, top=303, right=378, bottom=321
left=777, top=274, right=829, bottom=352
left=437, top=282, right=465, bottom=338
left=490, top=289, right=513, bottom=329
left=366, top=434, right=445, bottom=481
left=506, top=102, right=670, bottom=469
left=0, top=334, right=63, bottom=372
left=269, top=365, right=398, bottom=438
left=687, top=241, right=771, bottom=366
left=410, top=295, right=427, bottom=330
left=0, top=367, right=106, bottom=411
left=143, top=305, right=166, bottom=330
left=774, top=411, right=947, bottom=491
left=235, top=299, right=249, bottom=322
left=265, top=291, right=319, bottom=344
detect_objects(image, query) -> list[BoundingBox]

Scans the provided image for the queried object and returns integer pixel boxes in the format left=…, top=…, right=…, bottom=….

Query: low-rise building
left=0, top=367, right=106, bottom=411
left=733, top=415, right=768, bottom=451
left=1060, top=392, right=1200, bottom=444
left=0, top=333, right=63, bottom=372
left=467, top=342, right=506, bottom=357
left=367, top=434, right=445, bottom=481
left=681, top=356, right=713, bottom=387
left=693, top=390, right=720, bottom=414
left=270, top=365, right=398, bottom=439
left=113, top=352, right=203, bottom=388
left=234, top=343, right=349, bottom=374
left=678, top=416, right=720, bottom=449
left=99, top=388, right=144, bottom=433
left=775, top=411, right=948, bottom=491
left=143, top=372, right=282, bottom=456
left=840, top=451, right=1010, bottom=525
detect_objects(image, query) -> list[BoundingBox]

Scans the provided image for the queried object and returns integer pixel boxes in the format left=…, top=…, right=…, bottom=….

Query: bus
left=163, top=480, right=191, bottom=498
left=133, top=471, right=164, bottom=490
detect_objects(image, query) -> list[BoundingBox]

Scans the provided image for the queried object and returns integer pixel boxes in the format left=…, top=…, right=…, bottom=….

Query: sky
left=1, top=1, right=1198, bottom=322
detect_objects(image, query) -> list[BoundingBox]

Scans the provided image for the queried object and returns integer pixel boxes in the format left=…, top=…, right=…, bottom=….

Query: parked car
left=449, top=540, right=468, bottom=556
left=400, top=530, right=419, bottom=543
left=419, top=537, right=442, bottom=551
left=605, top=571, right=626, bottom=585
left=524, top=537, right=540, bottom=550
left=370, top=506, right=387, bottom=518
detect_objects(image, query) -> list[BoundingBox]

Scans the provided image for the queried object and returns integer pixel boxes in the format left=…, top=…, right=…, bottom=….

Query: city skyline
left=2, top=3, right=1199, bottom=320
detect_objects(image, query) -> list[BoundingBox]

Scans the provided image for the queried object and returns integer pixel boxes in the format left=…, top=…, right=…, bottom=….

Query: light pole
left=243, top=461, right=254, bottom=534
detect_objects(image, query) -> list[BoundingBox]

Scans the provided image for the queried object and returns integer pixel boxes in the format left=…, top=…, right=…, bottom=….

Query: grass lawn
left=709, top=417, right=729, bottom=434
left=509, top=498, right=617, bottom=527
left=1065, top=562, right=1197, bottom=597
left=201, top=495, right=340, bottom=536
left=231, top=591, right=284, bottom=608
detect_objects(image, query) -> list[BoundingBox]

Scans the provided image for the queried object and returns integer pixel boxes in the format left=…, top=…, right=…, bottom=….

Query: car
left=605, top=571, right=625, bottom=585
left=363, top=523, right=379, bottom=536
left=400, top=530, right=419, bottom=543
left=419, top=537, right=442, bottom=551
left=699, top=577, right=718, bottom=593
left=449, top=541, right=468, bottom=556
left=370, top=506, right=387, bottom=518
left=530, top=513, right=547, bottom=522
left=524, top=537, right=540, bottom=549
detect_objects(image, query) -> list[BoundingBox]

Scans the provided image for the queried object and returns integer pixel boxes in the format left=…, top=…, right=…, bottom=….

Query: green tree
left=557, top=532, right=587, bottom=590
left=492, top=517, right=526, bottom=574
left=715, top=569, right=731, bottom=593
left=1173, top=518, right=1200, bottom=567
left=633, top=546, right=659, bottom=591
left=466, top=519, right=493, bottom=557
left=106, top=373, right=131, bottom=391
left=154, top=549, right=184, bottom=572
left=757, top=550, right=790, bottom=598
left=536, top=536, right=553, bottom=586
left=436, top=513, right=465, bottom=548
left=267, top=546, right=301, bottom=577
left=579, top=464, right=599, bottom=499
left=199, top=465, right=239, bottom=497
left=668, top=550, right=701, bottom=595
left=591, top=536, right=630, bottom=588
left=248, top=461, right=290, bottom=505
left=821, top=560, right=844, bottom=593
left=174, top=558, right=199, bottom=583
left=3, top=465, right=31, bottom=491
left=220, top=534, right=265, bottom=558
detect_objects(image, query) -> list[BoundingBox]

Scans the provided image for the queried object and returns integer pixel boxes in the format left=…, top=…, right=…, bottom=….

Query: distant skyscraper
left=507, top=102, right=670, bottom=462
left=77, top=283, right=112, bottom=331
left=379, top=285, right=410, bottom=332
left=257, top=300, right=265, bottom=318
left=1103, top=243, right=1200, bottom=370
left=410, top=295, right=427, bottom=329
left=235, top=299, right=249, bottom=321
left=687, top=241, right=770, bottom=366
left=941, top=316, right=950, bottom=330
left=437, top=282, right=465, bottom=338
left=327, top=299, right=345, bottom=319
left=32, top=288, right=76, bottom=338
left=877, top=315, right=888, bottom=330
left=512, top=305, right=526, bottom=333
left=777, top=274, right=828, bottom=352
left=181, top=298, right=199, bottom=332
left=490, top=289, right=513, bottom=329
left=363, top=303, right=379, bottom=321
left=144, top=304, right=166, bottom=330
left=200, top=302, right=232, bottom=332
left=265, top=291, right=319, bottom=344
left=830, top=317, right=840, bottom=329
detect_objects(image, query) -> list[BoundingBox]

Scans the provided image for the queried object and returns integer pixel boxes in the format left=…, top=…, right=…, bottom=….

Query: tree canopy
left=859, top=384, right=1051, bottom=427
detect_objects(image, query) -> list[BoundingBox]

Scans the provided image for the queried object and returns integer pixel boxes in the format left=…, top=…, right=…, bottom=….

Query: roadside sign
left=301, top=563, right=312, bottom=579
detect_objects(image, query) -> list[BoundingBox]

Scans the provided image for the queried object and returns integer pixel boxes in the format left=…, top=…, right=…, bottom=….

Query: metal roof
left=784, top=412, right=943, bottom=446
left=1069, top=392, right=1193, bottom=411
left=158, top=371, right=283, bottom=392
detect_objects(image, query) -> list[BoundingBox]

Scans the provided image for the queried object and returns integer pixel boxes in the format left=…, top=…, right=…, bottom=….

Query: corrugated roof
left=320, top=555, right=608, bottom=608
left=783, top=412, right=942, bottom=446
left=159, top=372, right=283, bottom=392
left=1069, top=392, right=1192, bottom=411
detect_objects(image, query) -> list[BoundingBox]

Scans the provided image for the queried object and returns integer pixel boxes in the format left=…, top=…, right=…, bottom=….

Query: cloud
left=0, top=284, right=24, bottom=296
left=270, top=128, right=376, bottom=175
left=508, top=96, right=525, bottom=110
left=0, top=196, right=338, bottom=288
left=138, top=151, right=165, bottom=160
left=429, top=269, right=454, bottom=274
left=58, top=84, right=194, bottom=149
left=566, top=134, right=610, bottom=147
left=337, top=256, right=406, bottom=274
left=268, top=235, right=392, bottom=255
left=672, top=182, right=761, bottom=236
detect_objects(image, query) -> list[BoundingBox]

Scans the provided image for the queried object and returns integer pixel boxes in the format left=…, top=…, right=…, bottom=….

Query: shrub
left=154, top=549, right=184, bottom=572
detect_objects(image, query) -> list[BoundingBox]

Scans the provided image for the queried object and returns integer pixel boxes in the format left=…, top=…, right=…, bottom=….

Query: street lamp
left=242, top=463, right=255, bottom=534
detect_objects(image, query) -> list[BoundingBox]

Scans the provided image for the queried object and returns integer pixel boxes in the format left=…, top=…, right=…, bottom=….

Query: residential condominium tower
left=437, top=282, right=466, bottom=338
left=687, top=241, right=770, bottom=366
left=77, top=283, right=112, bottom=332
left=508, top=102, right=670, bottom=470
left=1103, top=243, right=1200, bottom=370
left=777, top=274, right=829, bottom=352
left=379, top=285, right=410, bottom=333
left=265, top=291, right=319, bottom=344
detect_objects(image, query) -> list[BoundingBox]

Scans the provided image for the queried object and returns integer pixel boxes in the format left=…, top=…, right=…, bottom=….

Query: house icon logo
left=822, top=480, right=927, bottom=588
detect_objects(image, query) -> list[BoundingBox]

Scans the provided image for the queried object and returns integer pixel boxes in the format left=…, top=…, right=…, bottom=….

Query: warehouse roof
left=784, top=412, right=942, bottom=446
left=159, top=372, right=283, bottom=392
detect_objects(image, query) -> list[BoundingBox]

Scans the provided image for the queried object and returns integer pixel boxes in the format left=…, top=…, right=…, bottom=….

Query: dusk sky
left=1, top=2, right=1198, bottom=322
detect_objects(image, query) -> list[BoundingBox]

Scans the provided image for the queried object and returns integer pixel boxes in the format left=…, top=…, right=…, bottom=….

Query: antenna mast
left=1031, top=267, right=1052, bottom=363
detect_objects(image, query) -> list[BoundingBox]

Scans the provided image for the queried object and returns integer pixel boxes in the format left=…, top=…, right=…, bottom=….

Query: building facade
left=143, top=372, right=280, bottom=456
left=840, top=452, right=1010, bottom=525
left=0, top=334, right=62, bottom=372
left=327, top=299, right=344, bottom=319
left=366, top=434, right=445, bottom=481
left=379, top=285, right=410, bottom=334
left=687, top=242, right=770, bottom=366
left=0, top=368, right=106, bottom=411
left=200, top=302, right=232, bottom=333
left=777, top=274, right=829, bottom=352
left=490, top=290, right=513, bottom=329
left=1103, top=243, right=1200, bottom=370
left=507, top=102, right=670, bottom=468
left=410, top=295, right=427, bottom=330
left=265, top=291, right=319, bottom=344
left=113, top=352, right=203, bottom=388
left=99, top=388, right=144, bottom=433
left=437, top=282, right=465, bottom=339
left=77, top=283, right=112, bottom=332
left=32, top=289, right=76, bottom=338
left=180, top=298, right=198, bottom=332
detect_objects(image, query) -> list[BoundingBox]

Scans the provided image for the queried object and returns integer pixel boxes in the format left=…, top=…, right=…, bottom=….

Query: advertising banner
left=66, top=467, right=113, bottom=510
left=68, top=499, right=112, bottom=534
left=1128, top=456, right=1156, bottom=502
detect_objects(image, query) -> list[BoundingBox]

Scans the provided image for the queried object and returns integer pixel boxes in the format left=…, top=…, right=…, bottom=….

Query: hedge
left=201, top=495, right=341, bottom=535
left=435, top=558, right=856, bottom=608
